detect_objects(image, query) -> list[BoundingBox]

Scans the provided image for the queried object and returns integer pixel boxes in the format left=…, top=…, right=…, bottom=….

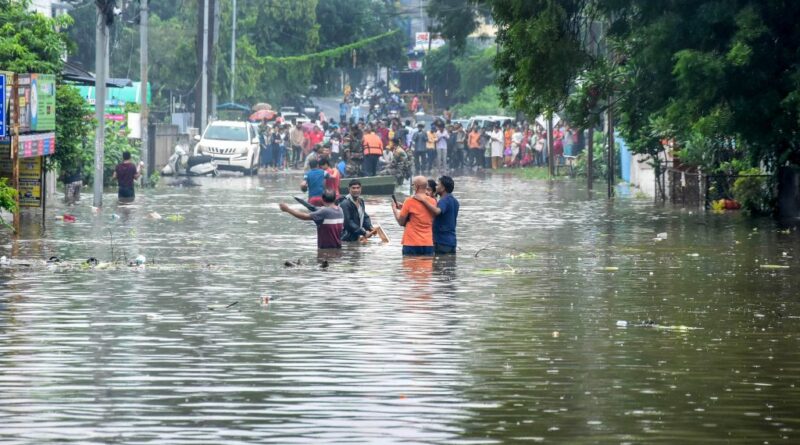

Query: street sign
left=0, top=73, right=6, bottom=138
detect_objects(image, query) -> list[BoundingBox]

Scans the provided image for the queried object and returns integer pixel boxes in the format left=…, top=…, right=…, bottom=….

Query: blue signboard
left=0, top=73, right=6, bottom=138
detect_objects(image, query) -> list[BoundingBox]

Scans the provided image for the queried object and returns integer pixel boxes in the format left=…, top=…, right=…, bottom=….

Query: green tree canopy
left=0, top=0, right=72, bottom=74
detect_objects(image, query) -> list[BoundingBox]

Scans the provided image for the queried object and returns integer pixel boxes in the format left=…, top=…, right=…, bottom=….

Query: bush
left=573, top=131, right=620, bottom=180
left=0, top=178, right=17, bottom=229
left=80, top=121, right=141, bottom=186
left=732, top=168, right=771, bottom=215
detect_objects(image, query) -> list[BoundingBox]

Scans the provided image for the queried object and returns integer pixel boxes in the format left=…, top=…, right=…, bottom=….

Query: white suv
left=194, top=120, right=260, bottom=175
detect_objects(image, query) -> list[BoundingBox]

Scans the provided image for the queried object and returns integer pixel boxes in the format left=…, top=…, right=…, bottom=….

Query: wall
left=151, top=124, right=181, bottom=172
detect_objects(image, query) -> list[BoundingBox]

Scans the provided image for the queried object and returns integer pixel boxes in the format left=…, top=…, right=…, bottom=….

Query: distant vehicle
left=452, top=118, right=470, bottom=128
left=193, top=120, right=260, bottom=175
left=280, top=109, right=311, bottom=125
left=284, top=95, right=320, bottom=119
left=467, top=115, right=515, bottom=130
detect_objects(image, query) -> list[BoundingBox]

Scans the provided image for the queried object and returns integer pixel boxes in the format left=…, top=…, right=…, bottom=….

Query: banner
left=18, top=156, right=41, bottom=208
left=18, top=132, right=56, bottom=158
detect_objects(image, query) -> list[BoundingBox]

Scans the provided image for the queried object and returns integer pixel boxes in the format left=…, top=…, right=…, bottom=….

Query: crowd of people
left=280, top=175, right=459, bottom=257
left=253, top=109, right=583, bottom=185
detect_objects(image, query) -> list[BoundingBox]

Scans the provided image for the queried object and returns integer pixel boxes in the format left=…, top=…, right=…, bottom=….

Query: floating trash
left=616, top=320, right=628, bottom=327
left=165, top=214, right=185, bottom=222
left=597, top=266, right=619, bottom=272
left=110, top=214, right=120, bottom=221
left=760, top=264, right=789, bottom=270
left=147, top=211, right=162, bottom=220
left=134, top=255, right=146, bottom=265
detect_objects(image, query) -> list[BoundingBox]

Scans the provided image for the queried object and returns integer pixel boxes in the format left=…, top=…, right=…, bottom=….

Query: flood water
left=1, top=172, right=799, bottom=444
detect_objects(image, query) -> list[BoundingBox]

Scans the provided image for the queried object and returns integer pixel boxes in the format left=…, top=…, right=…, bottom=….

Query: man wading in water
left=339, top=179, right=376, bottom=242
left=392, top=176, right=436, bottom=256
left=279, top=190, right=344, bottom=249
left=416, top=175, right=459, bottom=254
left=112, top=151, right=141, bottom=202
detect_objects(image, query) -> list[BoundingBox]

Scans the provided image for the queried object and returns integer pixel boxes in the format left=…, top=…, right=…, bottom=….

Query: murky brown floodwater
left=1, top=172, right=799, bottom=444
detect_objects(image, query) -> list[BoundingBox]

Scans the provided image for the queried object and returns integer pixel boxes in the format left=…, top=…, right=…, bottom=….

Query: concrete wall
left=629, top=154, right=657, bottom=197
left=151, top=124, right=181, bottom=172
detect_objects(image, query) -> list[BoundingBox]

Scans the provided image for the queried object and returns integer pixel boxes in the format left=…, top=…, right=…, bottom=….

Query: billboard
left=17, top=74, right=56, bottom=132
left=18, top=155, right=42, bottom=207
left=414, top=32, right=446, bottom=52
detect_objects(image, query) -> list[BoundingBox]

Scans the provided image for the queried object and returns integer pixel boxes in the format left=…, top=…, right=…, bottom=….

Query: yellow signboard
left=18, top=156, right=41, bottom=207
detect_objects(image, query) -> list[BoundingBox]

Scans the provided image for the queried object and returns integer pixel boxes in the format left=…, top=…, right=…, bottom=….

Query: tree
left=0, top=0, right=72, bottom=73
left=313, top=0, right=407, bottom=92
left=427, top=0, right=490, bottom=53
left=52, top=84, right=93, bottom=176
left=490, top=0, right=590, bottom=116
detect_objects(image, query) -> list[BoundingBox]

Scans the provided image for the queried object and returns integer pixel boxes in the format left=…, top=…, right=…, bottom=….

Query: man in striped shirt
left=279, top=190, right=344, bottom=249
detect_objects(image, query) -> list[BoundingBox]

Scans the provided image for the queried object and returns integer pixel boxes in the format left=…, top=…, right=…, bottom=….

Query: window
left=204, top=125, right=248, bottom=141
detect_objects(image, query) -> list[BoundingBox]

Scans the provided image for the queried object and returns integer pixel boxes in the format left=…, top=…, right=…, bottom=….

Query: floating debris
left=165, top=214, right=185, bottom=222
left=616, top=320, right=628, bottom=327
left=760, top=264, right=790, bottom=270
left=597, top=266, right=619, bottom=272
left=147, top=211, right=162, bottom=220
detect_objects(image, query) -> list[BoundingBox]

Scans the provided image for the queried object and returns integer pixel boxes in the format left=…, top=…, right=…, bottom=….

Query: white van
left=194, top=120, right=260, bottom=175
left=467, top=115, right=515, bottom=130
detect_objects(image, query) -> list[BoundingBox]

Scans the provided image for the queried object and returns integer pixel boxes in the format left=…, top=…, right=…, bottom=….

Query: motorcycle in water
left=161, top=143, right=218, bottom=176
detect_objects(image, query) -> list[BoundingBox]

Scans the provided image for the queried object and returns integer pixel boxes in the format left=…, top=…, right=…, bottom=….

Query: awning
left=62, top=61, right=132, bottom=88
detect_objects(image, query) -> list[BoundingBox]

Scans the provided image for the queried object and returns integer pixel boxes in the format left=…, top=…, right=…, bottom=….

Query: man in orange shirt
left=392, top=175, right=436, bottom=256
left=362, top=126, right=384, bottom=176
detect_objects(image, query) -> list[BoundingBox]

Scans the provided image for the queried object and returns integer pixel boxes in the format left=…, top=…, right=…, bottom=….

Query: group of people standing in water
left=279, top=175, right=459, bottom=256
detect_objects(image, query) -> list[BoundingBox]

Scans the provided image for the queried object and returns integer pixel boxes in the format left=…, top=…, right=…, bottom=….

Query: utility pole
left=547, top=112, right=554, bottom=177
left=587, top=127, right=594, bottom=190
left=200, top=0, right=210, bottom=131
left=140, top=0, right=149, bottom=185
left=230, top=0, right=236, bottom=102
left=607, top=104, right=615, bottom=198
left=93, top=4, right=109, bottom=208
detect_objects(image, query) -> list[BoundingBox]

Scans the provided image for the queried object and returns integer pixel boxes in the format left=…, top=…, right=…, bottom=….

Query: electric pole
left=607, top=103, right=615, bottom=198
left=200, top=0, right=210, bottom=131
left=230, top=0, right=236, bottom=103
left=93, top=3, right=109, bottom=208
left=140, top=0, right=149, bottom=184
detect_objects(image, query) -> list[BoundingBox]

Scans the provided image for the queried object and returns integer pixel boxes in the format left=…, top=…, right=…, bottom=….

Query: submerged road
left=1, top=171, right=799, bottom=443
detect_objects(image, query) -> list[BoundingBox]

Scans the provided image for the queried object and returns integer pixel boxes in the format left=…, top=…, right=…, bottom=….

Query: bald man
left=392, top=176, right=437, bottom=256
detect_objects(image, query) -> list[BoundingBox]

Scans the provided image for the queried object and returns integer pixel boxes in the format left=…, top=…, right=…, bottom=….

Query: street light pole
left=140, top=0, right=149, bottom=184
left=230, top=0, right=236, bottom=103
left=93, top=4, right=108, bottom=208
